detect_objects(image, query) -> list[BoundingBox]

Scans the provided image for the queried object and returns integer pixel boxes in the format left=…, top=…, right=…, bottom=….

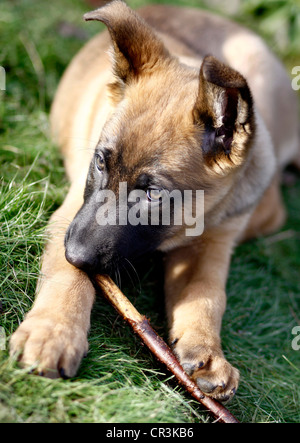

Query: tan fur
left=10, top=1, right=299, bottom=399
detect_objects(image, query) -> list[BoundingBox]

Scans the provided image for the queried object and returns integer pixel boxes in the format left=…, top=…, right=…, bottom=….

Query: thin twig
left=94, top=274, right=239, bottom=424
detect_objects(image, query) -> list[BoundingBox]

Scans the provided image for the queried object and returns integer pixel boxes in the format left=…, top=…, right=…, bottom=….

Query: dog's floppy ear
left=84, top=0, right=169, bottom=87
left=193, top=55, right=254, bottom=172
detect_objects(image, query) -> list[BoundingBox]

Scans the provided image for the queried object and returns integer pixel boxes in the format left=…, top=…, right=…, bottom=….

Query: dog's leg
left=164, top=215, right=250, bottom=401
left=10, top=182, right=95, bottom=378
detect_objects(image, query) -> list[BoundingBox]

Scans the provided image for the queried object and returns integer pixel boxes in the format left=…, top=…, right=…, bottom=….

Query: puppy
left=10, top=0, right=300, bottom=401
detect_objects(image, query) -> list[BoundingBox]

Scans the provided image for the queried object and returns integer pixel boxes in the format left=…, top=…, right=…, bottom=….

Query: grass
left=0, top=0, right=300, bottom=423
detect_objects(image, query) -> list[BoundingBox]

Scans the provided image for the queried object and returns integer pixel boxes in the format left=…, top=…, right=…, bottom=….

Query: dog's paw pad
left=182, top=361, right=205, bottom=376
left=10, top=314, right=88, bottom=379
left=173, top=336, right=239, bottom=401
left=196, top=378, right=218, bottom=394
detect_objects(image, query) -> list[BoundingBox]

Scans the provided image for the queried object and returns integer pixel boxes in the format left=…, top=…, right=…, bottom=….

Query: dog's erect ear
left=193, top=55, right=254, bottom=172
left=84, top=0, right=169, bottom=86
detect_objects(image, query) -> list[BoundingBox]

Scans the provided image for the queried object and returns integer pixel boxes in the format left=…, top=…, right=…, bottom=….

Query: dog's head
left=65, top=0, right=255, bottom=274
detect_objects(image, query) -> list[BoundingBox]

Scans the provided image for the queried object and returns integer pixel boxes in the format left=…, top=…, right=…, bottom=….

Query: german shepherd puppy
left=10, top=0, right=300, bottom=401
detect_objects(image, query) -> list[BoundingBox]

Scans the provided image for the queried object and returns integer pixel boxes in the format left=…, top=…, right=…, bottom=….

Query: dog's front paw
left=172, top=333, right=239, bottom=402
left=10, top=312, right=88, bottom=378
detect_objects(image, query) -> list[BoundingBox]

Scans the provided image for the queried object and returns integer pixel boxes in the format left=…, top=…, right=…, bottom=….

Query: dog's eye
left=95, top=153, right=105, bottom=172
left=146, top=188, right=164, bottom=202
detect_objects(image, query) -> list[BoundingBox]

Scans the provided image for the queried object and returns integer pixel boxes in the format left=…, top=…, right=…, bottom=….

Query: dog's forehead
left=104, top=124, right=202, bottom=192
left=98, top=66, right=202, bottom=187
left=116, top=72, right=198, bottom=159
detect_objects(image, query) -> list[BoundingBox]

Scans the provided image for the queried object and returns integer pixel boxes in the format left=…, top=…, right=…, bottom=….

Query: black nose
left=65, top=243, right=96, bottom=272
left=65, top=219, right=97, bottom=272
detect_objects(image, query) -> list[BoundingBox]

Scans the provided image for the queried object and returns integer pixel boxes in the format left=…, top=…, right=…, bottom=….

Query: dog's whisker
left=114, top=266, right=122, bottom=289
left=123, top=258, right=141, bottom=295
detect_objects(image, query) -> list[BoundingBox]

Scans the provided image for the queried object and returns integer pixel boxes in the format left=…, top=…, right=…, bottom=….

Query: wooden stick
left=94, top=274, right=239, bottom=423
